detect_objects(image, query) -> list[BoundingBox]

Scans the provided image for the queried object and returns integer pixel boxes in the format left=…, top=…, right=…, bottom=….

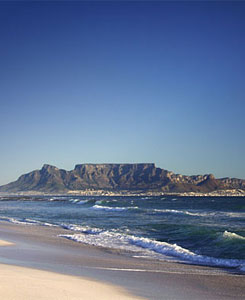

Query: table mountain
left=0, top=163, right=244, bottom=193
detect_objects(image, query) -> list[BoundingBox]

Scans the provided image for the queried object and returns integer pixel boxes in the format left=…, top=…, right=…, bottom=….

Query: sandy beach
left=0, top=263, right=143, bottom=300
left=0, top=222, right=244, bottom=300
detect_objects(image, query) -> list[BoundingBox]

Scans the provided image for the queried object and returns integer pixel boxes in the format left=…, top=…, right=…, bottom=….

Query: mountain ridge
left=0, top=163, right=244, bottom=193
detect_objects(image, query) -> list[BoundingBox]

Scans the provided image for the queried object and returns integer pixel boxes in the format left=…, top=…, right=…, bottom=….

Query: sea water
left=0, top=195, right=244, bottom=271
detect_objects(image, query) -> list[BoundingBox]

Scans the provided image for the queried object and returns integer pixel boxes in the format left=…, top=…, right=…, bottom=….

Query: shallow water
left=0, top=195, right=244, bottom=270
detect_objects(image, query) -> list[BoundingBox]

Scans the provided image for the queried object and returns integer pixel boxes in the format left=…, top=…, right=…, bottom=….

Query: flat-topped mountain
left=0, top=163, right=244, bottom=193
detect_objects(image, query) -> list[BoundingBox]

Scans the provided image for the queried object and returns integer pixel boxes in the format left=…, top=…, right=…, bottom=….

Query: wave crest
left=91, top=205, right=138, bottom=212
left=60, top=229, right=245, bottom=269
left=223, top=231, right=245, bottom=240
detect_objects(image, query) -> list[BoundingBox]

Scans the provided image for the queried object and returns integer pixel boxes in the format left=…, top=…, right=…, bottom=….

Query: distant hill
left=0, top=163, right=244, bottom=193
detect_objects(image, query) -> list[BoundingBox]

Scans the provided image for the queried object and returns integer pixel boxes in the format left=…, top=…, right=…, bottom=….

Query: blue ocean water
left=0, top=195, right=245, bottom=271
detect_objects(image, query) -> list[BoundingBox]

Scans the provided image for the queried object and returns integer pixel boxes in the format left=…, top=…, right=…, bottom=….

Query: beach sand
left=0, top=239, right=14, bottom=246
left=0, top=237, right=143, bottom=300
left=0, top=222, right=244, bottom=299
left=0, top=263, right=143, bottom=300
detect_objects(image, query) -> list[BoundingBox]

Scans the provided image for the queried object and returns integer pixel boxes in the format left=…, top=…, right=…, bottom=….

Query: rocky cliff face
left=0, top=163, right=244, bottom=193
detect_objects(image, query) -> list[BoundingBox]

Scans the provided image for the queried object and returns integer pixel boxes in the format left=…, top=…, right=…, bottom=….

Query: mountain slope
left=0, top=163, right=244, bottom=193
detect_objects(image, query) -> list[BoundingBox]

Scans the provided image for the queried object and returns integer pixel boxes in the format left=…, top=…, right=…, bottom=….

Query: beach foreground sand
left=0, top=234, right=144, bottom=300
left=0, top=239, right=14, bottom=246
left=0, top=222, right=244, bottom=299
left=0, top=262, right=142, bottom=300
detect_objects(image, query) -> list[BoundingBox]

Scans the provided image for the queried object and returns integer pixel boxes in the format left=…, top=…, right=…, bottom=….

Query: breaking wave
left=151, top=209, right=210, bottom=217
left=0, top=216, right=57, bottom=227
left=61, top=224, right=103, bottom=234
left=91, top=205, right=138, bottom=212
left=69, top=199, right=89, bottom=205
left=1, top=215, right=245, bottom=270
left=60, top=228, right=245, bottom=269
left=1, top=195, right=244, bottom=272
left=223, top=231, right=245, bottom=240
left=151, top=209, right=245, bottom=219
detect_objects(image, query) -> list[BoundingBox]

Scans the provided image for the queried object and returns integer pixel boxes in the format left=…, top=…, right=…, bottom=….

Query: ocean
left=0, top=195, right=245, bottom=272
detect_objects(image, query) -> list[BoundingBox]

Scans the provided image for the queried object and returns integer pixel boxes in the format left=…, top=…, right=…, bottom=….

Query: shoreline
left=0, top=225, right=145, bottom=300
left=1, top=189, right=245, bottom=197
left=0, top=222, right=244, bottom=299
left=1, top=216, right=245, bottom=274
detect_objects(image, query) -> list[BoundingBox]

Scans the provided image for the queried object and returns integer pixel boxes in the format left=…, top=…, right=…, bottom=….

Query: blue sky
left=0, top=1, right=245, bottom=185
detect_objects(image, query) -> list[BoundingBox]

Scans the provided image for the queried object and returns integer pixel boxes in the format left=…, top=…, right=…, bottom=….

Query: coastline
left=1, top=189, right=245, bottom=197
left=0, top=222, right=244, bottom=299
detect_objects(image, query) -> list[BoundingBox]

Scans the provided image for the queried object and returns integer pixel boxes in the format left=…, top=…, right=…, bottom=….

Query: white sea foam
left=128, top=236, right=244, bottom=267
left=7, top=218, right=37, bottom=225
left=239, top=264, right=245, bottom=272
left=151, top=209, right=245, bottom=219
left=223, top=212, right=245, bottom=218
left=60, top=229, right=245, bottom=269
left=0, top=216, right=57, bottom=227
left=77, top=200, right=89, bottom=204
left=153, top=209, right=183, bottom=214
left=92, top=205, right=127, bottom=211
left=223, top=231, right=245, bottom=240
left=68, top=199, right=90, bottom=204
left=61, top=224, right=103, bottom=234
left=91, top=205, right=138, bottom=212
left=152, top=209, right=209, bottom=217
left=69, top=199, right=80, bottom=203
left=0, top=216, right=40, bottom=225
left=59, top=231, right=156, bottom=257
left=49, top=197, right=68, bottom=201
left=95, top=200, right=103, bottom=204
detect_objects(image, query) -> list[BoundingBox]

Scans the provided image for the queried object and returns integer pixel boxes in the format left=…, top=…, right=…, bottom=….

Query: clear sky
left=0, top=1, right=245, bottom=185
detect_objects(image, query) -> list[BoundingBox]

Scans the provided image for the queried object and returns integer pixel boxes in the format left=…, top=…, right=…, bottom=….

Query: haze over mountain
left=0, top=164, right=244, bottom=193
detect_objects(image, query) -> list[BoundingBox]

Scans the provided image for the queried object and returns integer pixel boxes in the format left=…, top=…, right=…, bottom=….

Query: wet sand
left=0, top=222, right=244, bottom=299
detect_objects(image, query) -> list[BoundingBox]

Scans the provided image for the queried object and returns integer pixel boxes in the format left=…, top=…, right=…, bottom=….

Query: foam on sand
left=0, top=216, right=57, bottom=227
